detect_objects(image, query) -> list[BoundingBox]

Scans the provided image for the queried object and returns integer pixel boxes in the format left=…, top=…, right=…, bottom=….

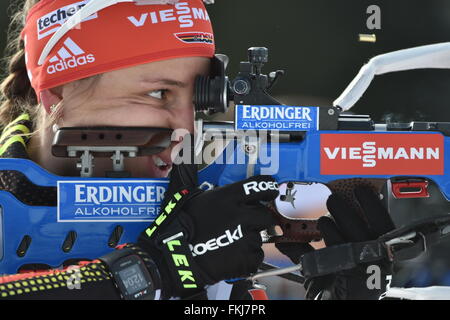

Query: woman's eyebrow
left=140, top=77, right=188, bottom=88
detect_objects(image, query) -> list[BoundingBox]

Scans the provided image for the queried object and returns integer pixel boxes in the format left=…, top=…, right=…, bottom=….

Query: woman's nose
left=167, top=99, right=195, bottom=133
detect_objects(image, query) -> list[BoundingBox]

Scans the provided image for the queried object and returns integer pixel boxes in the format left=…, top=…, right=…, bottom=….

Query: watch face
left=118, top=264, right=149, bottom=295
left=113, top=255, right=155, bottom=300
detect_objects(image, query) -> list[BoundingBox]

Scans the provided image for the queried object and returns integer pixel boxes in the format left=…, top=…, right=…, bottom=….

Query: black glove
left=138, top=162, right=278, bottom=299
left=276, top=186, right=395, bottom=300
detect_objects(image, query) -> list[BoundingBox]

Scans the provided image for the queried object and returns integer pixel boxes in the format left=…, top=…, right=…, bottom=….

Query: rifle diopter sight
left=194, top=47, right=285, bottom=114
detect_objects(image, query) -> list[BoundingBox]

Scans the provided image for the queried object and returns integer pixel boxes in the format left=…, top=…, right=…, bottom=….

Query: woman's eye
left=147, top=90, right=166, bottom=100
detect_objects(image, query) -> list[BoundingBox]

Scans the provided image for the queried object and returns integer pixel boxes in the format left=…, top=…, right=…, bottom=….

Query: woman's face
left=48, top=56, right=210, bottom=178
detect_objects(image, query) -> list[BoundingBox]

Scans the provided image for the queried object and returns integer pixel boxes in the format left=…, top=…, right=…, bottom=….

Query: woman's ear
left=40, top=88, right=62, bottom=114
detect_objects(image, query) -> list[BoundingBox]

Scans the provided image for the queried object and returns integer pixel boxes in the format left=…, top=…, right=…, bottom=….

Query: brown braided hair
left=0, top=0, right=40, bottom=129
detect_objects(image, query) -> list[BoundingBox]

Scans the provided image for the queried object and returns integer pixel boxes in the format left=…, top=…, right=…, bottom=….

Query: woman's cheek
left=170, top=107, right=195, bottom=132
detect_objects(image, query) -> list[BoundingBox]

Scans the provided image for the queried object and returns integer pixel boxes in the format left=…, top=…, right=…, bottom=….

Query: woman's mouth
left=147, top=153, right=173, bottom=178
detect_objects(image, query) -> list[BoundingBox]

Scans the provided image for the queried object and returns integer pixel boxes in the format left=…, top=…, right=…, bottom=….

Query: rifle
left=1, top=44, right=450, bottom=284
left=192, top=44, right=450, bottom=282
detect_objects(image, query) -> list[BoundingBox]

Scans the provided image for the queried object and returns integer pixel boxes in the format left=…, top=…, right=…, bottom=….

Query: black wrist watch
left=100, top=245, right=162, bottom=300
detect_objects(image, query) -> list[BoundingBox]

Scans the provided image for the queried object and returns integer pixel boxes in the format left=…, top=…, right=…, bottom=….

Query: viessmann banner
left=57, top=180, right=169, bottom=222
left=320, top=133, right=444, bottom=175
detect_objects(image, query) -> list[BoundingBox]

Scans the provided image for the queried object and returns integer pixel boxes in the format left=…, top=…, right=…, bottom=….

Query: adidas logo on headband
left=46, top=37, right=95, bottom=75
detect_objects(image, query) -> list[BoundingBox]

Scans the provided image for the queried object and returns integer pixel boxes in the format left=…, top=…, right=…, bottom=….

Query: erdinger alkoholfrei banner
left=235, top=105, right=319, bottom=131
left=21, top=0, right=215, bottom=106
left=57, top=180, right=168, bottom=222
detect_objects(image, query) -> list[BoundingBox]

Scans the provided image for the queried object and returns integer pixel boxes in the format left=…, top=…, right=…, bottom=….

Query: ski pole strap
left=373, top=215, right=450, bottom=267
left=300, top=216, right=450, bottom=279
left=300, top=240, right=389, bottom=278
